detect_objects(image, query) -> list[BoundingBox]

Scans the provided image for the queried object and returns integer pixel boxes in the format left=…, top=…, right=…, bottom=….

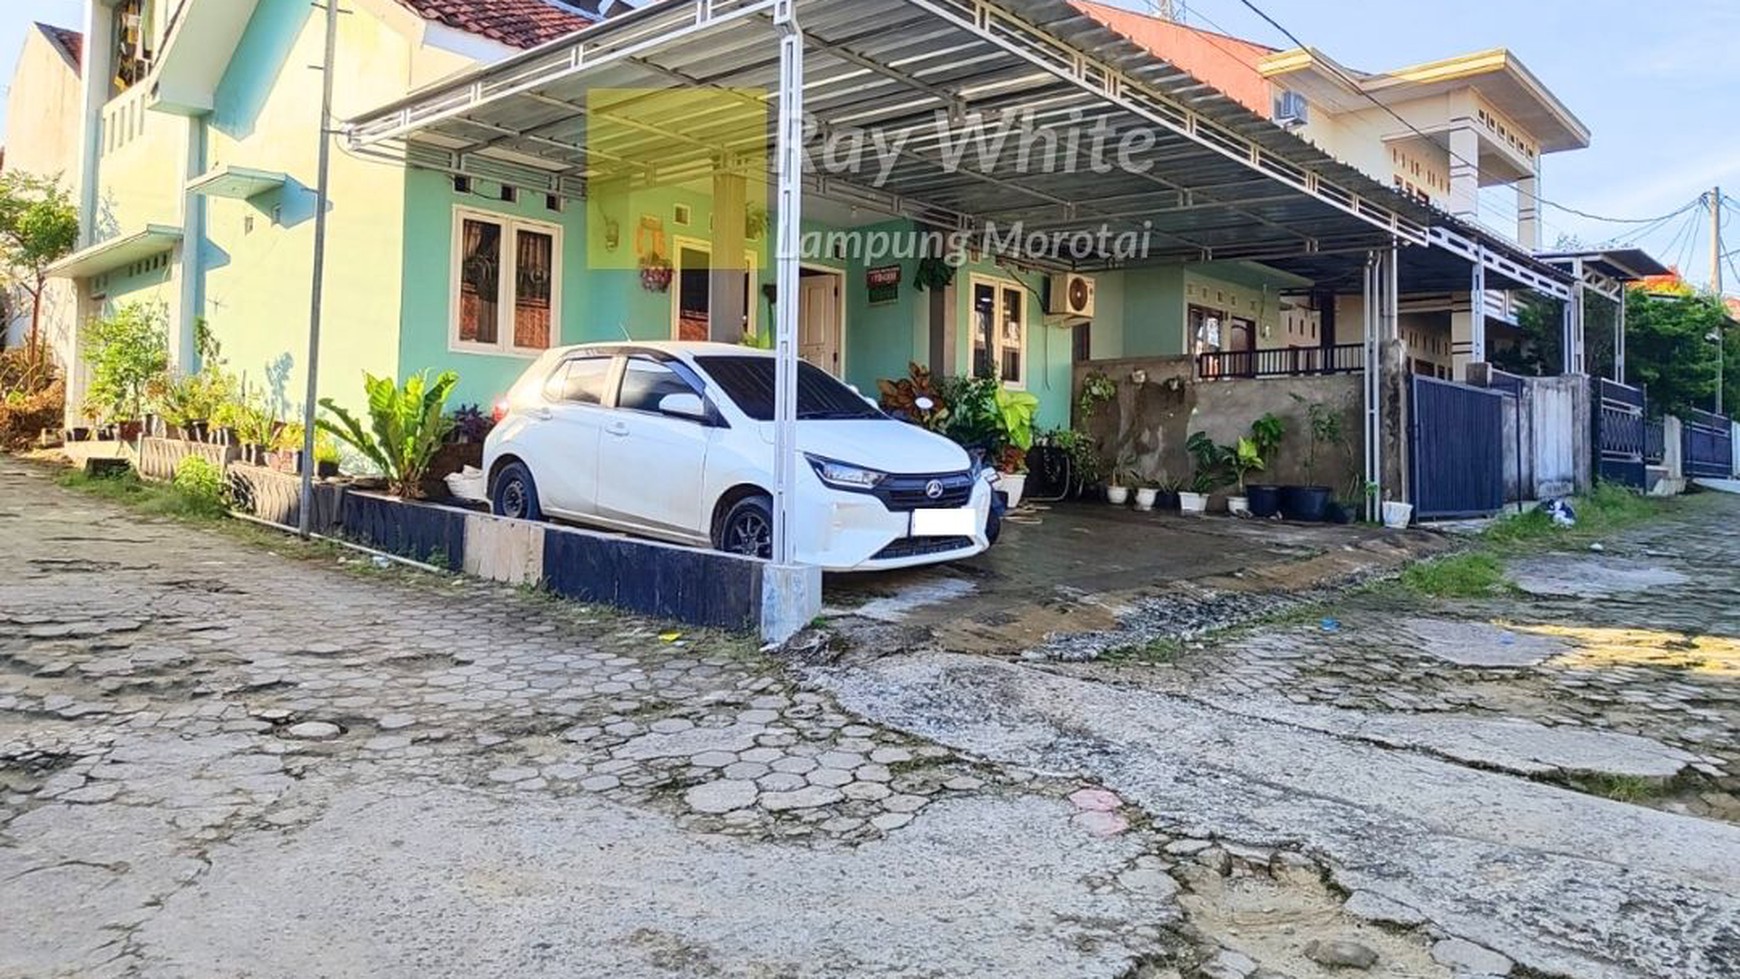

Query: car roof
left=549, top=340, right=771, bottom=360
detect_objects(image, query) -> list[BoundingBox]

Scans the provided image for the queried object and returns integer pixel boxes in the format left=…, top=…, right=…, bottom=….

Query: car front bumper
left=792, top=470, right=994, bottom=572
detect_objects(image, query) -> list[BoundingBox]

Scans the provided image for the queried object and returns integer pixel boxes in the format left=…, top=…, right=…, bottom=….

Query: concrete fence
left=1473, top=369, right=1591, bottom=502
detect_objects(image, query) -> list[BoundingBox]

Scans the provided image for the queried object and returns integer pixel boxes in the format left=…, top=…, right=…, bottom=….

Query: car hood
left=757, top=419, right=972, bottom=475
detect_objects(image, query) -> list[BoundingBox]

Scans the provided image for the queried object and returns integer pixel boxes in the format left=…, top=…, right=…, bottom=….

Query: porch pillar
left=1451, top=246, right=1487, bottom=381
left=1517, top=171, right=1542, bottom=251
left=1562, top=258, right=1586, bottom=375
left=1614, top=284, right=1627, bottom=384
left=770, top=0, right=804, bottom=568
left=710, top=170, right=749, bottom=342
left=1448, top=126, right=1481, bottom=224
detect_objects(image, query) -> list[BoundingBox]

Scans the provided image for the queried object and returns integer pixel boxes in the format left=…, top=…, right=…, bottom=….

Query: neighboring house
left=1074, top=0, right=1591, bottom=379
left=1, top=22, right=85, bottom=361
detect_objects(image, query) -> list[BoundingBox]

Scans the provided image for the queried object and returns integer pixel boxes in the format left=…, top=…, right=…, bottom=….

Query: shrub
left=318, top=370, right=458, bottom=498
left=83, top=303, right=168, bottom=423
left=170, top=455, right=228, bottom=517
left=0, top=378, right=65, bottom=448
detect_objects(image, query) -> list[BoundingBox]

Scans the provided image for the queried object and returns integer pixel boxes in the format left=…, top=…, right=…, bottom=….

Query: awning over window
left=187, top=165, right=286, bottom=200
left=48, top=225, right=182, bottom=279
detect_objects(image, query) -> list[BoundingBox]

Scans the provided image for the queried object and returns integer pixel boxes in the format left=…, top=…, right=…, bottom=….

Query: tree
left=0, top=172, right=79, bottom=364
left=83, top=302, right=168, bottom=424
left=1623, top=289, right=1731, bottom=418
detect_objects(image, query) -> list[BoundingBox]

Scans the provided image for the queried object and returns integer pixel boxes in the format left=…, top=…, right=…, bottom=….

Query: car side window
left=616, top=358, right=701, bottom=414
left=542, top=356, right=612, bottom=405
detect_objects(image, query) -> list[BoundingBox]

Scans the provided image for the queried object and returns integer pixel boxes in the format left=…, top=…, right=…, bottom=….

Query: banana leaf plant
left=318, top=370, right=459, bottom=499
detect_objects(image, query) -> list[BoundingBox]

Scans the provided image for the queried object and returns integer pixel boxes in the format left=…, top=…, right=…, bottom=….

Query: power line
left=1222, top=0, right=1704, bottom=227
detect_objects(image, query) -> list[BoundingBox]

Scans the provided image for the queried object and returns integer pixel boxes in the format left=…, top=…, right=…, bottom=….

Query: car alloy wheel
left=499, top=478, right=529, bottom=519
left=723, top=508, right=772, bottom=559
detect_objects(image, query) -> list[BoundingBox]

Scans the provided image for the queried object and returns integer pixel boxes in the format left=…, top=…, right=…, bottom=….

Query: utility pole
left=1712, top=187, right=1725, bottom=415
left=298, top=0, right=340, bottom=538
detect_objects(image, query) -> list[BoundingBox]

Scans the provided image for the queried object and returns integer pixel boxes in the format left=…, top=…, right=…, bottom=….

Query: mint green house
left=47, top=0, right=1413, bottom=439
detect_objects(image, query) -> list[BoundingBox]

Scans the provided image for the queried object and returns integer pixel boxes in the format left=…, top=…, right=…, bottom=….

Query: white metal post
left=298, top=0, right=340, bottom=538
left=1469, top=244, right=1487, bottom=367
left=1615, top=286, right=1627, bottom=385
left=771, top=0, right=804, bottom=566
left=1363, top=251, right=1380, bottom=523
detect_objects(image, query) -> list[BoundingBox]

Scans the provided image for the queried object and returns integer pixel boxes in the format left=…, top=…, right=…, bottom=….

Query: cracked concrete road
left=0, top=459, right=1178, bottom=978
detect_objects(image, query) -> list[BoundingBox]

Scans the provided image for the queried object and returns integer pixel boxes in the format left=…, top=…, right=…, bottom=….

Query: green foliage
left=318, top=370, right=459, bottom=498
left=1400, top=552, right=1509, bottom=598
left=83, top=303, right=169, bottom=423
left=58, top=464, right=227, bottom=522
left=0, top=172, right=78, bottom=357
left=994, top=386, right=1039, bottom=452
left=1186, top=431, right=1232, bottom=494
left=1482, top=482, right=1660, bottom=549
left=936, top=374, right=1002, bottom=448
left=913, top=255, right=957, bottom=292
left=1291, top=394, right=1344, bottom=487
left=1076, top=369, right=1116, bottom=419
left=1249, top=413, right=1285, bottom=463
left=171, top=456, right=228, bottom=517
left=1230, top=435, right=1265, bottom=494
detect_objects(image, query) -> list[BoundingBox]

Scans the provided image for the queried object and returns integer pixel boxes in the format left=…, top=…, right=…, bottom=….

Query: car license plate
left=911, top=507, right=976, bottom=537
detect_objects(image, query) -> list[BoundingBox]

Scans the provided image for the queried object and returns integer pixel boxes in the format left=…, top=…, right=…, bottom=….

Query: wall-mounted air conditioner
left=1274, top=90, right=1309, bottom=130
left=1047, top=273, right=1096, bottom=318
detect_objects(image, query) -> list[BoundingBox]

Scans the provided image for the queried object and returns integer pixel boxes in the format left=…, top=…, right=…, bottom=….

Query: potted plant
left=81, top=303, right=168, bottom=444
left=1245, top=413, right=1285, bottom=518
left=1285, top=396, right=1339, bottom=522
left=877, top=362, right=951, bottom=432
left=991, top=386, right=1039, bottom=508
left=1156, top=475, right=1183, bottom=511
left=1076, top=369, right=1116, bottom=422
left=1226, top=436, right=1264, bottom=517
left=1382, top=499, right=1414, bottom=529
left=1105, top=451, right=1136, bottom=505
left=1134, top=478, right=1160, bottom=512
left=1183, top=432, right=1229, bottom=515
left=319, top=370, right=459, bottom=499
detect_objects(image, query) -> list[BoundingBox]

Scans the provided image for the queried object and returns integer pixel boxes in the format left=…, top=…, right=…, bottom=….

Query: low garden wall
left=137, top=437, right=238, bottom=482
left=1073, top=356, right=1367, bottom=495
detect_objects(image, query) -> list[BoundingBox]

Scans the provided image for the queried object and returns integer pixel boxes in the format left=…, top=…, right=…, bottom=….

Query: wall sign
left=866, top=264, right=902, bottom=305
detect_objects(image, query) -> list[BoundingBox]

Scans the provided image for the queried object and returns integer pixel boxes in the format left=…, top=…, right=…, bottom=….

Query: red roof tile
left=395, top=0, right=605, bottom=49
left=37, top=23, right=83, bottom=75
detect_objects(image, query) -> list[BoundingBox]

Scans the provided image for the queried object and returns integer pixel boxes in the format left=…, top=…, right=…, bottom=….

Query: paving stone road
left=0, top=459, right=1183, bottom=977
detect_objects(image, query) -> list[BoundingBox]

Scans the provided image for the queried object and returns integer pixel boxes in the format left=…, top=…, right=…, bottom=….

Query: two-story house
left=1074, top=0, right=1591, bottom=381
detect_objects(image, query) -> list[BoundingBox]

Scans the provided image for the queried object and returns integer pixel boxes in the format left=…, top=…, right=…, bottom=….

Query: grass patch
left=1565, top=772, right=1668, bottom=803
left=56, top=467, right=227, bottom=520
left=1482, top=483, right=1664, bottom=550
left=1100, top=636, right=1185, bottom=664
left=1399, top=551, right=1510, bottom=598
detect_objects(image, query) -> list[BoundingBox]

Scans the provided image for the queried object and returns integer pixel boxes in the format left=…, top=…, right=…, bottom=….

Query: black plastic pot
left=1281, top=485, right=1333, bottom=522
left=1246, top=484, right=1282, bottom=518
left=1325, top=501, right=1353, bottom=525
left=1158, top=490, right=1180, bottom=511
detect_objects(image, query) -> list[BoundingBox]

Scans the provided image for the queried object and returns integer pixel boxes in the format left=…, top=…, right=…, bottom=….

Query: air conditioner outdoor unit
left=1048, top=273, right=1096, bottom=318
left=1274, top=90, right=1309, bottom=130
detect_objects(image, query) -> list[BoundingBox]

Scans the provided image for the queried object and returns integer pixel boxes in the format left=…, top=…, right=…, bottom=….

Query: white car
left=484, top=342, right=995, bottom=571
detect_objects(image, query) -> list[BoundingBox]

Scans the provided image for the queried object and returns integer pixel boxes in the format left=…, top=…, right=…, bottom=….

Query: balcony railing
left=1197, top=343, right=1365, bottom=380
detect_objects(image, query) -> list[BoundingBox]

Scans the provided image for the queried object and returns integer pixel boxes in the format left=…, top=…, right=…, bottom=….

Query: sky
left=2, top=0, right=1736, bottom=290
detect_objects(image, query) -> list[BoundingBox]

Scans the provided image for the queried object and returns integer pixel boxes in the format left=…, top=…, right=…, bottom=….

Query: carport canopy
left=346, top=0, right=1440, bottom=268
left=344, top=0, right=1457, bottom=567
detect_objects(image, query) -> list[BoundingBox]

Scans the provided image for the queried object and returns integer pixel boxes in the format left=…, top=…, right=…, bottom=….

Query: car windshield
left=694, top=356, right=884, bottom=422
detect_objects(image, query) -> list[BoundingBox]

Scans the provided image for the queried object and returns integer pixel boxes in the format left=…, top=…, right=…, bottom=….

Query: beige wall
left=2, top=26, right=84, bottom=361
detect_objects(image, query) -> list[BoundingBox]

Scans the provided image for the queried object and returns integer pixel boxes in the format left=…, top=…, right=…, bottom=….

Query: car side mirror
left=658, top=392, right=708, bottom=421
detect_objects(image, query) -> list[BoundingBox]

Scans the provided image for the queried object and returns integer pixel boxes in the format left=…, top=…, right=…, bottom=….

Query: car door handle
left=526, top=406, right=552, bottom=421
left=605, top=421, right=630, bottom=437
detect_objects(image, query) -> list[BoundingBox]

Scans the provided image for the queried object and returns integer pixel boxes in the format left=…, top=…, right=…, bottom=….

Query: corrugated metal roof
left=344, top=0, right=1576, bottom=284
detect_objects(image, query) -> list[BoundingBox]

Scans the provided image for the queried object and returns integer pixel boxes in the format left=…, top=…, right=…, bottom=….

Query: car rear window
left=695, top=356, right=883, bottom=421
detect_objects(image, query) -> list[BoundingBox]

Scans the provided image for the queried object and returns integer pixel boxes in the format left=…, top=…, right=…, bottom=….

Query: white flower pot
left=1106, top=485, right=1130, bottom=506
left=1179, top=491, right=1208, bottom=514
left=1134, top=487, right=1158, bottom=511
left=1227, top=495, right=1251, bottom=517
left=997, top=472, right=1027, bottom=509
left=1382, top=501, right=1414, bottom=529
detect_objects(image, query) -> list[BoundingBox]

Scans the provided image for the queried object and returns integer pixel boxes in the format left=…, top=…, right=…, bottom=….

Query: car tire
left=492, top=461, right=544, bottom=522
left=716, top=494, right=773, bottom=559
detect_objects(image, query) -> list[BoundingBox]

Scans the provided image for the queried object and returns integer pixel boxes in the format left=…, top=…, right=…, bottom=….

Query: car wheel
left=716, top=494, right=773, bottom=559
left=492, top=461, right=544, bottom=522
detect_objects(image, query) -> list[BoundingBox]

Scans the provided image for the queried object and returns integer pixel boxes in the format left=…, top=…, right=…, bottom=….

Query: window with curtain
left=451, top=209, right=560, bottom=354
left=971, top=279, right=1026, bottom=386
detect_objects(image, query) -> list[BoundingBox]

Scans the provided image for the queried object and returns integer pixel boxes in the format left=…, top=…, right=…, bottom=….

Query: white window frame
left=968, top=273, right=1027, bottom=389
left=669, top=236, right=759, bottom=341
left=449, top=205, right=564, bottom=357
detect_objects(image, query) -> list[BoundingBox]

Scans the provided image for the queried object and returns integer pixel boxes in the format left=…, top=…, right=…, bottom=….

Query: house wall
left=2, top=26, right=85, bottom=360
left=1073, top=354, right=1366, bottom=495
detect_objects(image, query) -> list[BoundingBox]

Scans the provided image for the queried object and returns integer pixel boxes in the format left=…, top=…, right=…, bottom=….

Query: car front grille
left=872, top=536, right=975, bottom=561
left=872, top=472, right=975, bottom=512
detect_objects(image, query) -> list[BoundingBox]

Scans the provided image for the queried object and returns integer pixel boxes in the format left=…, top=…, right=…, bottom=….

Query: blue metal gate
left=1592, top=378, right=1648, bottom=489
left=1411, top=376, right=1505, bottom=519
left=1682, top=408, right=1735, bottom=479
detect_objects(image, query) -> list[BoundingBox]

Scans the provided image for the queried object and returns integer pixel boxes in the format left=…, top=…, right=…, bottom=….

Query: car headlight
left=806, top=454, right=887, bottom=490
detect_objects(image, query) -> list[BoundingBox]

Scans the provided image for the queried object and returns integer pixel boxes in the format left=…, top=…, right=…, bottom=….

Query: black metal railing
left=1197, top=343, right=1365, bottom=379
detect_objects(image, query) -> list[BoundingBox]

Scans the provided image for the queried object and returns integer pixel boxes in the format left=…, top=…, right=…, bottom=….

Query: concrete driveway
left=824, top=500, right=1451, bottom=657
